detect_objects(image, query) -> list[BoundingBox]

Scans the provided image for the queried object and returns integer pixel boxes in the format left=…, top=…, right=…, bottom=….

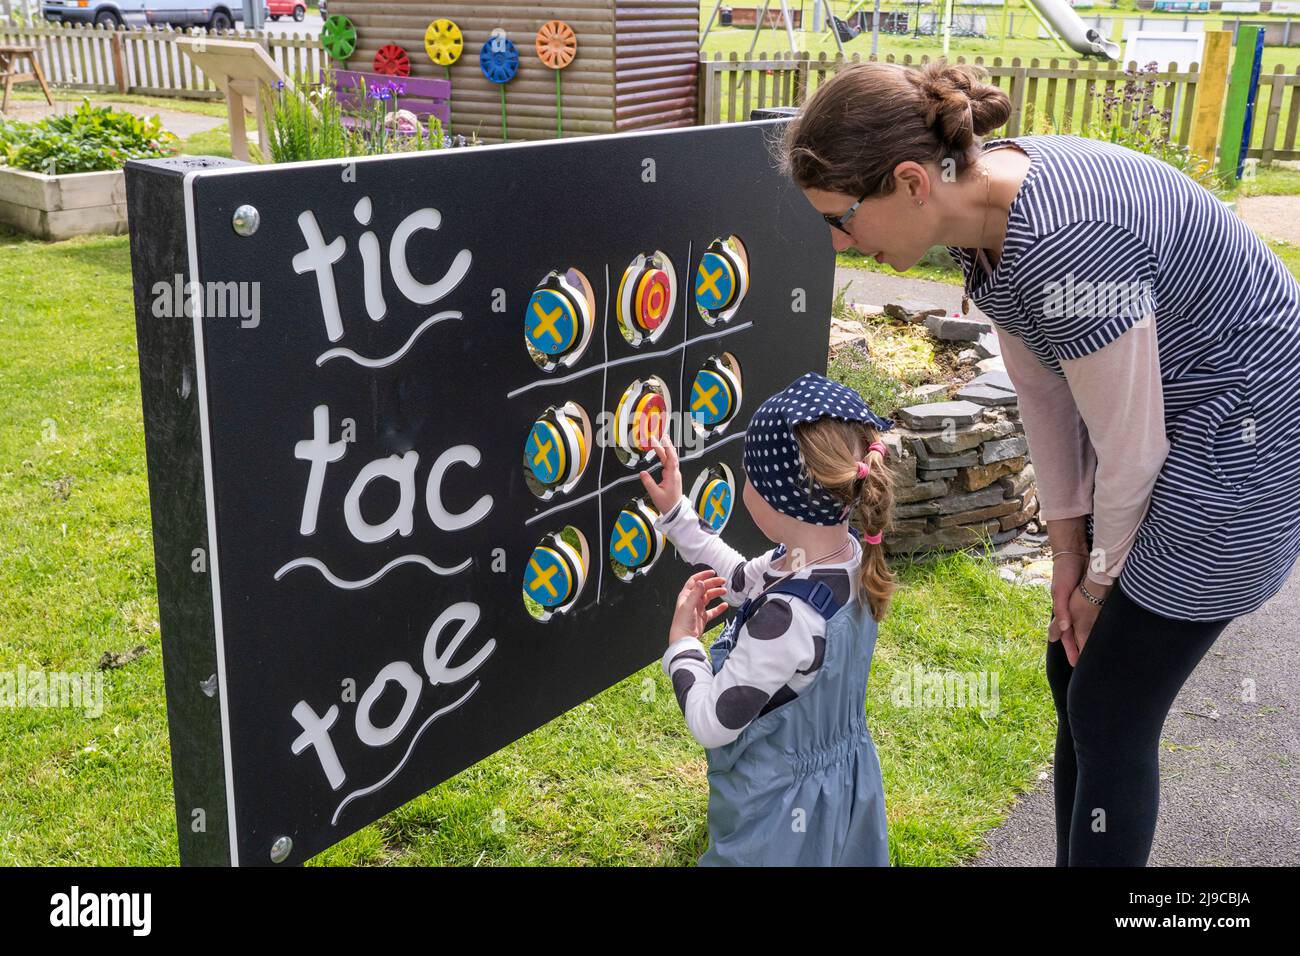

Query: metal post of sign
left=242, top=0, right=265, bottom=30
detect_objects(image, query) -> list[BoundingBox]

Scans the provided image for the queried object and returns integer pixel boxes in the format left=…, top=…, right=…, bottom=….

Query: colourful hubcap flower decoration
left=480, top=33, right=519, bottom=84
left=424, top=19, right=462, bottom=66
left=536, top=20, right=576, bottom=70
left=373, top=44, right=410, bottom=77
left=320, top=15, right=357, bottom=61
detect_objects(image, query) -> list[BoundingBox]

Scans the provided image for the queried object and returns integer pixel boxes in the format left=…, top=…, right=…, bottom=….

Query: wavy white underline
left=331, top=681, right=480, bottom=826
left=316, top=310, right=462, bottom=368
left=506, top=320, right=754, bottom=398
left=273, top=554, right=472, bottom=589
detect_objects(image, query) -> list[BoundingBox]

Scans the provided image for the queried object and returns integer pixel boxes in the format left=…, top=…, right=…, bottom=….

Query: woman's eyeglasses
left=824, top=189, right=872, bottom=235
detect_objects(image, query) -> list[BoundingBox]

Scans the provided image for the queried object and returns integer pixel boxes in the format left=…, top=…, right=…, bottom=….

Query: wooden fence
left=699, top=51, right=1300, bottom=163
left=0, top=21, right=328, bottom=101
left=7, top=26, right=1300, bottom=163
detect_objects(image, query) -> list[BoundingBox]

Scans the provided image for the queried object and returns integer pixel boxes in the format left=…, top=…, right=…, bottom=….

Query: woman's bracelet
left=1077, top=580, right=1106, bottom=606
left=1050, top=550, right=1088, bottom=560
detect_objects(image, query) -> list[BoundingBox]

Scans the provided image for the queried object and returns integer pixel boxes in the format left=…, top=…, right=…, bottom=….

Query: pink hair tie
left=855, top=442, right=889, bottom=479
left=863, top=529, right=883, bottom=545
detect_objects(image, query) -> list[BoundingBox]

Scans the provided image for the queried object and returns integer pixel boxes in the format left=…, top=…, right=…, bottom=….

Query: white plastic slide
left=1024, top=0, right=1122, bottom=60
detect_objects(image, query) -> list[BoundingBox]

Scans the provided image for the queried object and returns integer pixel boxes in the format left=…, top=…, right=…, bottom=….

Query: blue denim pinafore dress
left=699, top=577, right=890, bottom=866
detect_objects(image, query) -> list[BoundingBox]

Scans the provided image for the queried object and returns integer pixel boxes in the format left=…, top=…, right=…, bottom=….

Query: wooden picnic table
left=0, top=44, right=53, bottom=114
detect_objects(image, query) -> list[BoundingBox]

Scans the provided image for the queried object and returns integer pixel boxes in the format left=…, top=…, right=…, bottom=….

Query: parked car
left=265, top=0, right=305, bottom=20
left=42, top=0, right=266, bottom=31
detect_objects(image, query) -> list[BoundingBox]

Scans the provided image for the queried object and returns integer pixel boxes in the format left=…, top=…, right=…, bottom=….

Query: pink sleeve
left=995, top=325, right=1095, bottom=521
left=1059, top=321, right=1170, bottom=587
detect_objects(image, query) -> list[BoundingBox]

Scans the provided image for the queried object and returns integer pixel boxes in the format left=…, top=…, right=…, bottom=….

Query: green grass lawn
left=0, top=227, right=1054, bottom=866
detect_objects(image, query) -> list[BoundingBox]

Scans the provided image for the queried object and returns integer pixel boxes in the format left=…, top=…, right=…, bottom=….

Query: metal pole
left=701, top=0, right=726, bottom=44
left=779, top=0, right=799, bottom=53
left=748, top=0, right=770, bottom=55
left=819, top=0, right=844, bottom=53
left=242, top=0, right=265, bottom=30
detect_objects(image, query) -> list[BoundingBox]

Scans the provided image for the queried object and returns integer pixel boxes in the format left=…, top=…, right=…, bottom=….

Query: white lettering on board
left=343, top=451, right=419, bottom=544
left=290, top=601, right=495, bottom=794
left=390, top=208, right=473, bottom=306
left=292, top=210, right=347, bottom=342
left=292, top=203, right=473, bottom=347
left=425, top=445, right=493, bottom=532
left=295, top=405, right=348, bottom=536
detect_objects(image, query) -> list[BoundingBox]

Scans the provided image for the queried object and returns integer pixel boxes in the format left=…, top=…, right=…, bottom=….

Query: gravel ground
left=1233, top=195, right=1300, bottom=246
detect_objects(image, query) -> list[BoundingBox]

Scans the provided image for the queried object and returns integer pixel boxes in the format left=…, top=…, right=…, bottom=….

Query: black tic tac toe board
left=125, top=121, right=833, bottom=865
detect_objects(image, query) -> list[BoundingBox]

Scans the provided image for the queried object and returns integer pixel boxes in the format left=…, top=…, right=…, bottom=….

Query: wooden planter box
left=0, top=165, right=127, bottom=240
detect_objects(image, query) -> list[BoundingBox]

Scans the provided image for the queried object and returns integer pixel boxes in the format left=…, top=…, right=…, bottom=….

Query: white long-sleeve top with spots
left=653, top=494, right=862, bottom=749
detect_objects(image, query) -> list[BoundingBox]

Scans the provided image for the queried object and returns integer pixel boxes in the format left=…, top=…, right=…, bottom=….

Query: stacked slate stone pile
left=871, top=305, right=1041, bottom=555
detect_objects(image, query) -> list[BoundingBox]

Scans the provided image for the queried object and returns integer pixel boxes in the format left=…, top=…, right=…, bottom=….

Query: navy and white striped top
left=948, top=134, right=1300, bottom=621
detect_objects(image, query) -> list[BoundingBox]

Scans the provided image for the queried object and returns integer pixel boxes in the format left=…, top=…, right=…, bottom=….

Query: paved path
left=834, top=263, right=1300, bottom=867
left=973, top=565, right=1300, bottom=866
left=0, top=98, right=225, bottom=140
left=261, top=12, right=323, bottom=37
left=833, top=265, right=965, bottom=315
left=1235, top=195, right=1300, bottom=246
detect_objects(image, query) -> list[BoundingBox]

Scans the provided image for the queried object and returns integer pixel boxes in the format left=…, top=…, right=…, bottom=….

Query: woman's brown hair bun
left=912, top=61, right=1011, bottom=153
left=780, top=58, right=1013, bottom=199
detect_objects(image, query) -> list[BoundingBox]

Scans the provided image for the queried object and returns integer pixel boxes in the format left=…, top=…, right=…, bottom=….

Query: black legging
left=1046, top=578, right=1235, bottom=866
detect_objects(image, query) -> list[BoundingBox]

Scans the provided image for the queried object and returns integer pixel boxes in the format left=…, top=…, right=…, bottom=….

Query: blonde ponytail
left=794, top=418, right=897, bottom=621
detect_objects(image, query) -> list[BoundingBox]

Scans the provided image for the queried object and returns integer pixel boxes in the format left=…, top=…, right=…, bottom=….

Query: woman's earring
left=916, top=199, right=925, bottom=207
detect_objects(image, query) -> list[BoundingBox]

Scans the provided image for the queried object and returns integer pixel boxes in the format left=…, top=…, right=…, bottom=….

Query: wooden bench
left=327, top=69, right=451, bottom=134
left=0, top=44, right=53, bottom=114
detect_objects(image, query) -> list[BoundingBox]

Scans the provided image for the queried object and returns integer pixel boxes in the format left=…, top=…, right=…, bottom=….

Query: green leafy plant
left=260, top=73, right=358, bottom=163
left=0, top=100, right=179, bottom=174
left=1083, top=62, right=1223, bottom=196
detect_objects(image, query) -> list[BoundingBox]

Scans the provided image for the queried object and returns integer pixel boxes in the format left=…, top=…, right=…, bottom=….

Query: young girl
left=638, top=372, right=897, bottom=866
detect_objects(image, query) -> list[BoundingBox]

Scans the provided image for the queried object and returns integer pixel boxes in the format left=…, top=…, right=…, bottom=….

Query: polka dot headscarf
left=742, top=372, right=894, bottom=526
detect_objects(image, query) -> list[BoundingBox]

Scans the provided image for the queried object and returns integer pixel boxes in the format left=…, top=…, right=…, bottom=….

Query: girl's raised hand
left=639, top=432, right=683, bottom=515
left=669, top=570, right=729, bottom=645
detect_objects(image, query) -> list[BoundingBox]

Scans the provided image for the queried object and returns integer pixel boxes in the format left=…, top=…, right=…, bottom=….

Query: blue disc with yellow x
left=610, top=509, right=653, bottom=568
left=525, top=287, right=579, bottom=356
left=525, top=420, right=566, bottom=486
left=524, top=545, right=574, bottom=608
left=690, top=368, right=735, bottom=427
left=695, top=251, right=737, bottom=313
left=697, top=477, right=734, bottom=532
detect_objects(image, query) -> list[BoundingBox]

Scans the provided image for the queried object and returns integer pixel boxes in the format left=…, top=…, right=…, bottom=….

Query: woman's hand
left=1066, top=578, right=1111, bottom=658
left=1049, top=551, right=1086, bottom=666
left=639, top=432, right=683, bottom=515
left=669, top=570, right=728, bottom=646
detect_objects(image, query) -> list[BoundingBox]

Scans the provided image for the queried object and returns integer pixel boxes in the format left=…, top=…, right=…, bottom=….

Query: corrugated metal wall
left=334, top=1, right=698, bottom=143
left=614, top=1, right=699, bottom=131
